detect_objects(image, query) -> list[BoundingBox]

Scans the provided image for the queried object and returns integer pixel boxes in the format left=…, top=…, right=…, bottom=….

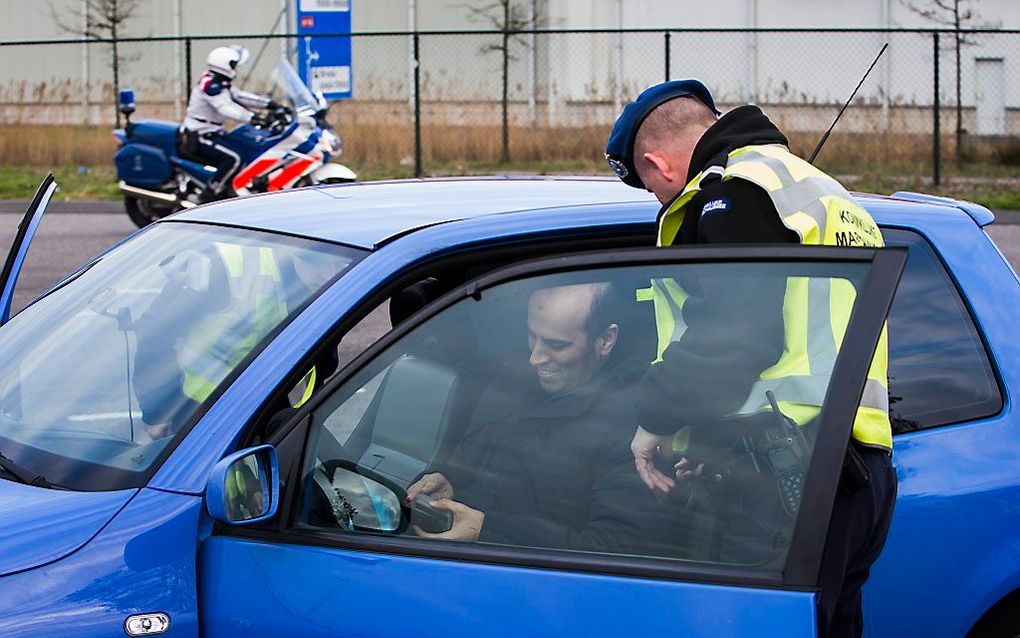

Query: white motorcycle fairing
left=309, top=163, right=357, bottom=183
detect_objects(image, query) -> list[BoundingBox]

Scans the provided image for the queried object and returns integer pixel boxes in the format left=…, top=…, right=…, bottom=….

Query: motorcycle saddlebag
left=115, top=143, right=172, bottom=189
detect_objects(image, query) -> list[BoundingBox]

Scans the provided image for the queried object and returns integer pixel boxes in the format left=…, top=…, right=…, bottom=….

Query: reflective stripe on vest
left=181, top=243, right=288, bottom=403
left=653, top=144, right=892, bottom=450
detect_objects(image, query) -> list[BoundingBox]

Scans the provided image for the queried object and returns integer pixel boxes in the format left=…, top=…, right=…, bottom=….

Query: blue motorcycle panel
left=170, top=156, right=217, bottom=180
left=115, top=144, right=172, bottom=189
left=128, top=119, right=180, bottom=155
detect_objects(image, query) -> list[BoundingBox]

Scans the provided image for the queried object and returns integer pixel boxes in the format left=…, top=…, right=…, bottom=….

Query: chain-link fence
left=1, top=28, right=1018, bottom=183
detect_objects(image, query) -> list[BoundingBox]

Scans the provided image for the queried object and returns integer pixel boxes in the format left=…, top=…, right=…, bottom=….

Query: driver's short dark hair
left=584, top=281, right=618, bottom=341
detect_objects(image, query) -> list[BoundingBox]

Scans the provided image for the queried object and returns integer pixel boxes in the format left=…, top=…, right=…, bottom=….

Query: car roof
left=169, top=176, right=991, bottom=250
left=171, top=177, right=658, bottom=249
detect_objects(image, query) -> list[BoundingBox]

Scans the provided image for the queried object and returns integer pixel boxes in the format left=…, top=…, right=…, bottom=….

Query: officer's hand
left=406, top=472, right=455, bottom=505
left=414, top=499, right=483, bottom=542
left=631, top=425, right=676, bottom=495
left=674, top=456, right=723, bottom=483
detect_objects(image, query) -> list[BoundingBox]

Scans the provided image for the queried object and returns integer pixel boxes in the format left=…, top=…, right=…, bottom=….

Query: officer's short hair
left=635, top=96, right=718, bottom=159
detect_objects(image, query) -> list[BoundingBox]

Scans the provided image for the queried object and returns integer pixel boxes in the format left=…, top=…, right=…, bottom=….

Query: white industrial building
left=1, top=0, right=1017, bottom=133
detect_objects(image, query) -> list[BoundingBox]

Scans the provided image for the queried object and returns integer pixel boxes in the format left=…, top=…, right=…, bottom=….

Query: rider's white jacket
left=182, top=71, right=270, bottom=135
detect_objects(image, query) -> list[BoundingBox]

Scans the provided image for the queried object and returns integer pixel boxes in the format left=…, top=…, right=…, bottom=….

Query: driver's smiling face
left=527, top=286, right=605, bottom=394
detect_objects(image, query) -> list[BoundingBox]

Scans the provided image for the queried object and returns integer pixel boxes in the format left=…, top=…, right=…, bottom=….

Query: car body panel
left=200, top=537, right=818, bottom=638
left=859, top=200, right=1020, bottom=637
left=0, top=488, right=203, bottom=637
left=0, top=480, right=136, bottom=576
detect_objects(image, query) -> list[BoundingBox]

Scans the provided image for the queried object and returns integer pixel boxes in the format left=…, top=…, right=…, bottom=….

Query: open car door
left=0, top=175, right=57, bottom=325
left=199, top=244, right=906, bottom=637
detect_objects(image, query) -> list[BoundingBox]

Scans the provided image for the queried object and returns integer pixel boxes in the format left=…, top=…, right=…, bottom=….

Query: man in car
left=406, top=282, right=678, bottom=555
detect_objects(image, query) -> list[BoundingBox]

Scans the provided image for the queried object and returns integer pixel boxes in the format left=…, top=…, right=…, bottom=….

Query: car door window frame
left=881, top=226, right=1004, bottom=432
left=224, top=243, right=906, bottom=591
left=0, top=174, right=58, bottom=324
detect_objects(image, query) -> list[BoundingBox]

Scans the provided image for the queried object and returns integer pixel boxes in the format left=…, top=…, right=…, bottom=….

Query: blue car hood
left=0, top=479, right=136, bottom=576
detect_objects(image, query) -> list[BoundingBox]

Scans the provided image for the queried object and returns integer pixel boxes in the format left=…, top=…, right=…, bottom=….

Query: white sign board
left=299, top=0, right=349, bottom=12
left=311, top=66, right=352, bottom=95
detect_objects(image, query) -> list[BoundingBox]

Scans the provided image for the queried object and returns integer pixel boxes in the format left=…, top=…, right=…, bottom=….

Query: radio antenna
left=808, top=42, right=889, bottom=165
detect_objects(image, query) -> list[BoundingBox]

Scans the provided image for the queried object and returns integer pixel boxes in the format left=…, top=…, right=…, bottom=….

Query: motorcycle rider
left=180, top=45, right=278, bottom=203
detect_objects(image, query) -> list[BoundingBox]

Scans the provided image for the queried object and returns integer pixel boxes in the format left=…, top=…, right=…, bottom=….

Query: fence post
left=413, top=32, right=423, bottom=178
left=933, top=31, right=941, bottom=186
left=664, top=31, right=671, bottom=81
left=184, top=38, right=192, bottom=105
left=112, top=26, right=120, bottom=127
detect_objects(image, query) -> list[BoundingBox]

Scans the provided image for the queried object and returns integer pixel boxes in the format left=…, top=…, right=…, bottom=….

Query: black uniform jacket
left=636, top=105, right=801, bottom=437
left=437, top=358, right=681, bottom=556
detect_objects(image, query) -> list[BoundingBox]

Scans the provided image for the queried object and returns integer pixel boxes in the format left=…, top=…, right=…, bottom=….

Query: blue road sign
left=296, top=0, right=353, bottom=100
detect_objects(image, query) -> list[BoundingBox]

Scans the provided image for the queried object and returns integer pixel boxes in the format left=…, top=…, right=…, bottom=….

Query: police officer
left=605, top=81, right=896, bottom=638
left=181, top=45, right=276, bottom=203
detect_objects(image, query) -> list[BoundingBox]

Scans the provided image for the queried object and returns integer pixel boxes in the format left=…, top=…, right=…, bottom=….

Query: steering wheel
left=312, top=464, right=358, bottom=530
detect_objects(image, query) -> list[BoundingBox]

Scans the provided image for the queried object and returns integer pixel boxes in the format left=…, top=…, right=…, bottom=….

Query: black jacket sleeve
left=636, top=179, right=795, bottom=435
left=476, top=421, right=671, bottom=555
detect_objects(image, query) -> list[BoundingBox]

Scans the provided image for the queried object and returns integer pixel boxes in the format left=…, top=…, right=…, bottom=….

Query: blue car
left=0, top=175, right=1015, bottom=637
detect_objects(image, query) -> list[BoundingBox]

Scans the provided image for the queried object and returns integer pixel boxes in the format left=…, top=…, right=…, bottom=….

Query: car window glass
left=294, top=260, right=873, bottom=572
left=883, top=228, right=1002, bottom=432
left=0, top=222, right=363, bottom=491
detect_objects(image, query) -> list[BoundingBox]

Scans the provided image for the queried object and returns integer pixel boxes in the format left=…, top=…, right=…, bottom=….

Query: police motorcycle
left=113, top=60, right=356, bottom=228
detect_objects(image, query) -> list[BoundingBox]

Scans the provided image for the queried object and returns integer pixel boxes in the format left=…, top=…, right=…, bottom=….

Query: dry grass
left=0, top=125, right=117, bottom=167
left=0, top=121, right=963, bottom=168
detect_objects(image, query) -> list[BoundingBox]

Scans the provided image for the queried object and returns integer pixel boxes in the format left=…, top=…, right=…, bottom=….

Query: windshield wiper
left=0, top=449, right=50, bottom=488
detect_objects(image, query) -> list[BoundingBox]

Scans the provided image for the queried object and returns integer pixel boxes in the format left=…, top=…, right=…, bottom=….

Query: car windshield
left=0, top=222, right=364, bottom=491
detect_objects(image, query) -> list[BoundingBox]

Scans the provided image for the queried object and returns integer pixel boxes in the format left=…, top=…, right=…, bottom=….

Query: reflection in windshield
left=0, top=222, right=363, bottom=491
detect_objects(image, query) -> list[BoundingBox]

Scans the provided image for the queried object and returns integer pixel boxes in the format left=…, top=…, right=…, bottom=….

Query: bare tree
left=51, top=0, right=143, bottom=126
left=902, top=0, right=998, bottom=164
left=463, top=0, right=538, bottom=163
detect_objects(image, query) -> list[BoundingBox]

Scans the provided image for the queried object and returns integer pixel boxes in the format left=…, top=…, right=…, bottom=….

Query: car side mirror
left=207, top=445, right=280, bottom=525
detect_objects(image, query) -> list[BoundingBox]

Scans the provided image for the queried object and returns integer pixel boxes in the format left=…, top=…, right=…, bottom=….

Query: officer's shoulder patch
left=700, top=197, right=731, bottom=217
left=202, top=77, right=224, bottom=96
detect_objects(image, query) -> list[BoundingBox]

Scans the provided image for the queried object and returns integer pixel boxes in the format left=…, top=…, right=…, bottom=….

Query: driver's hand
left=406, top=472, right=454, bottom=505
left=631, top=425, right=676, bottom=495
left=414, top=499, right=483, bottom=542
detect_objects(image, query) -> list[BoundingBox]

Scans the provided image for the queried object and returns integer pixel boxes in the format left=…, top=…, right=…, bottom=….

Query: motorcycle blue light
left=118, top=89, right=135, bottom=109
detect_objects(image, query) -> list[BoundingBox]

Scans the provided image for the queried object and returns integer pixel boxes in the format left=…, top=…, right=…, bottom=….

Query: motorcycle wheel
left=124, top=196, right=176, bottom=229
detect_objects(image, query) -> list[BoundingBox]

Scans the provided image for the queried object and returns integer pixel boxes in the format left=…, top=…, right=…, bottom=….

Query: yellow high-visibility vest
left=180, top=243, right=289, bottom=404
left=650, top=144, right=891, bottom=450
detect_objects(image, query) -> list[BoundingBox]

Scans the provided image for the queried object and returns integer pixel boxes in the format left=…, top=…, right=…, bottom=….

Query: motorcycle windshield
left=274, top=60, right=317, bottom=112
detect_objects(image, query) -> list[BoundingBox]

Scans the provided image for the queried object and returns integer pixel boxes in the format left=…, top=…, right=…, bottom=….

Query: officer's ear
left=594, top=324, right=619, bottom=357
left=641, top=151, right=679, bottom=184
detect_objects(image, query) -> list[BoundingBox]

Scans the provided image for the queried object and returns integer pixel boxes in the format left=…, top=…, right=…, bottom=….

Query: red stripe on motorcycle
left=232, top=158, right=279, bottom=191
left=267, top=157, right=317, bottom=191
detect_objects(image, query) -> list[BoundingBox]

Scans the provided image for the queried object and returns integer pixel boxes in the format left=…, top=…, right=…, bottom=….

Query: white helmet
left=206, top=46, right=250, bottom=79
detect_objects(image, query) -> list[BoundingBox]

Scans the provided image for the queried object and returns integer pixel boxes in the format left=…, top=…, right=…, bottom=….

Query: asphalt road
left=1, top=200, right=1020, bottom=314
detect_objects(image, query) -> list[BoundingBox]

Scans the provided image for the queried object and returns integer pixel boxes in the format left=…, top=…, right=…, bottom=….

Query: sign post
left=296, top=0, right=353, bottom=100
